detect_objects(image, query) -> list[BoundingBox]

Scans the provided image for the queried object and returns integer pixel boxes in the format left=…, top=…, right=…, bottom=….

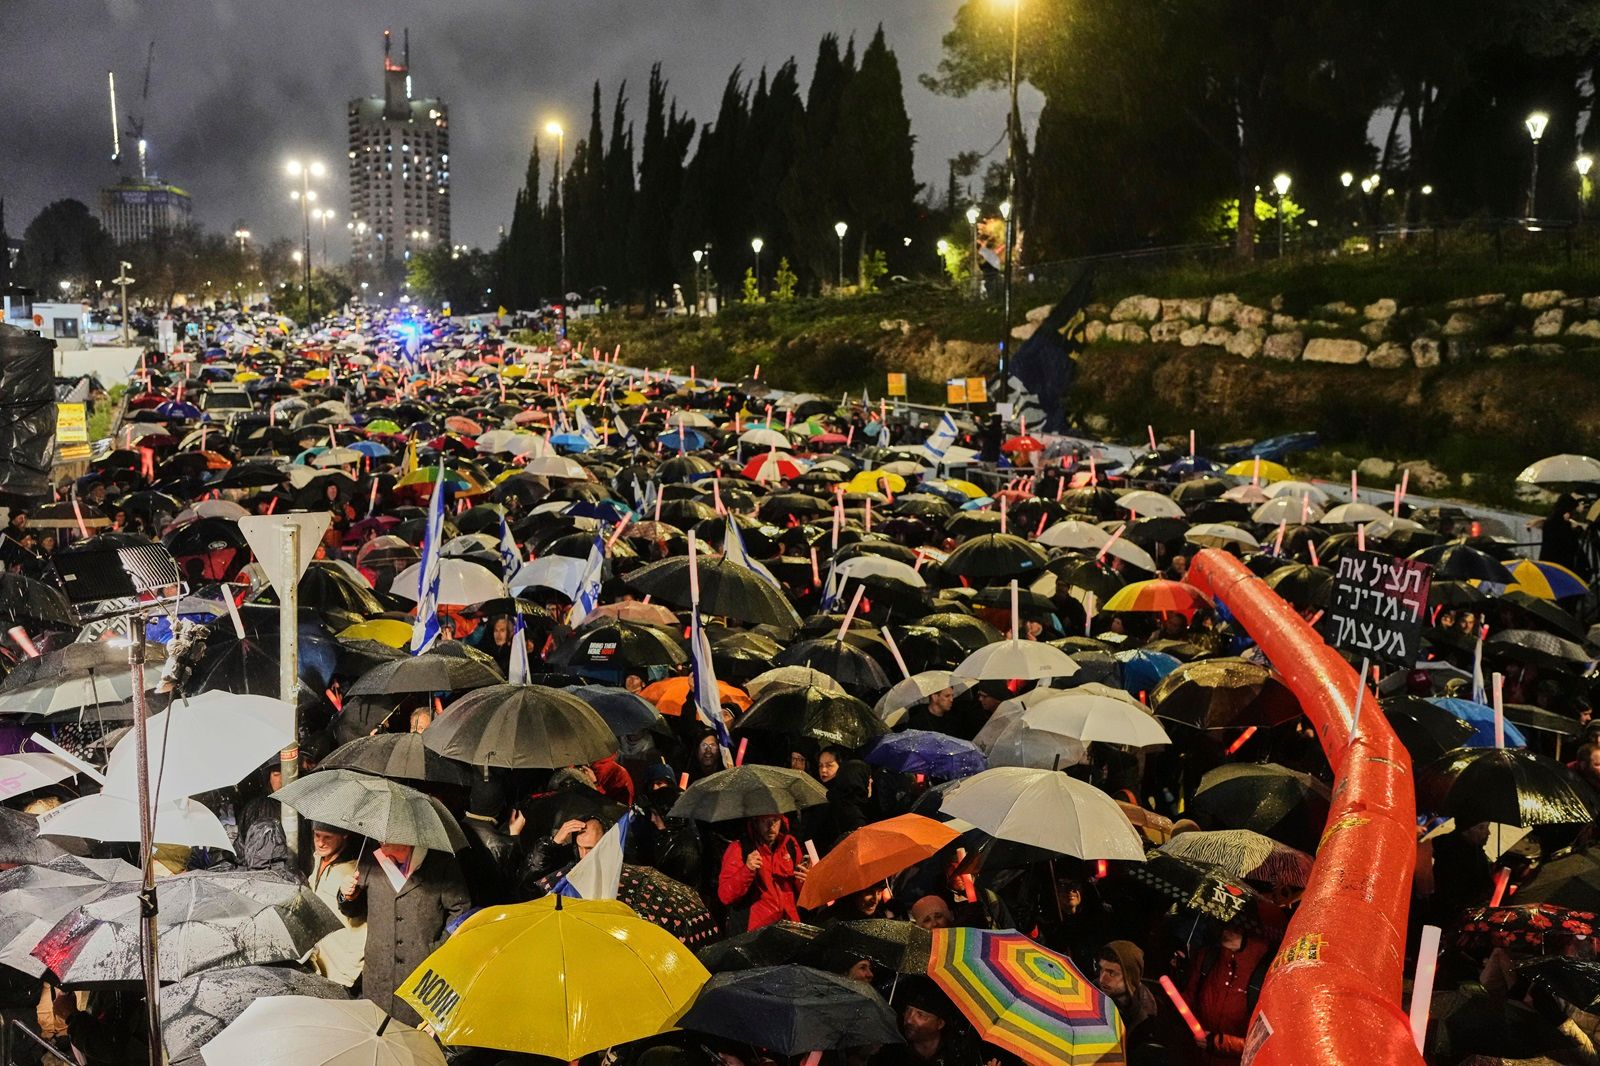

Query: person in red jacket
left=717, top=814, right=807, bottom=932
left=1182, top=923, right=1272, bottom=1064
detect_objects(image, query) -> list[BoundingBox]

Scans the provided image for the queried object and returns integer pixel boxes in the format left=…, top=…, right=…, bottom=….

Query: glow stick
left=1251, top=456, right=1261, bottom=486
left=864, top=497, right=873, bottom=533
left=804, top=839, right=821, bottom=866
left=753, top=364, right=761, bottom=379
left=7, top=628, right=37, bottom=659
left=881, top=626, right=911, bottom=680
left=1350, top=470, right=1358, bottom=503
left=960, top=873, right=977, bottom=903
left=999, top=495, right=1008, bottom=535
left=1357, top=524, right=1367, bottom=552
left=368, top=478, right=380, bottom=517
left=1490, top=867, right=1511, bottom=906
left=1409, top=925, right=1442, bottom=1052
left=1396, top=470, right=1410, bottom=516
left=70, top=496, right=89, bottom=539
left=837, top=584, right=866, bottom=641
left=803, top=1052, right=824, bottom=1066
left=654, top=490, right=663, bottom=524
left=1189, top=429, right=1196, bottom=457
left=1096, top=859, right=1108, bottom=879
left=1308, top=538, right=1320, bottom=568
left=1273, top=521, right=1286, bottom=556
left=1492, top=671, right=1505, bottom=748
left=1300, top=494, right=1310, bottom=525
left=220, top=583, right=247, bottom=640
left=1225, top=726, right=1258, bottom=755
left=810, top=548, right=821, bottom=588
left=1089, top=454, right=1097, bottom=484
left=736, top=738, right=748, bottom=766
left=1083, top=591, right=1096, bottom=635
left=1097, top=524, right=1125, bottom=563
left=713, top=475, right=725, bottom=515
left=1147, top=425, right=1157, bottom=451
left=679, top=772, right=690, bottom=789
left=1159, top=976, right=1206, bottom=1043
left=1010, top=579, right=1020, bottom=640
left=1055, top=477, right=1065, bottom=502
left=1036, top=513, right=1049, bottom=538
left=687, top=532, right=701, bottom=605
left=606, top=513, right=633, bottom=552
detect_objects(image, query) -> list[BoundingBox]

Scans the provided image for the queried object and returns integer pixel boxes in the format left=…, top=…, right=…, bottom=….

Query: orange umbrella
left=641, top=676, right=752, bottom=718
left=798, top=813, right=961, bottom=909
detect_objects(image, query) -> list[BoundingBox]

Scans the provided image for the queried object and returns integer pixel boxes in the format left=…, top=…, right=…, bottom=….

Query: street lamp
left=311, top=208, right=335, bottom=265
left=834, top=221, right=848, bottom=290
left=751, top=237, right=764, bottom=294
left=691, top=248, right=704, bottom=314
left=286, top=158, right=324, bottom=323
left=965, top=205, right=981, bottom=298
left=935, top=239, right=950, bottom=280
left=1579, top=154, right=1594, bottom=224
left=1526, top=111, right=1549, bottom=218
left=1272, top=173, right=1292, bottom=258
left=545, top=120, right=568, bottom=335
left=234, top=227, right=251, bottom=253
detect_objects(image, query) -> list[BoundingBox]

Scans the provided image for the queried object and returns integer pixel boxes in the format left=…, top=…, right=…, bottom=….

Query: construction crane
left=107, top=42, right=155, bottom=178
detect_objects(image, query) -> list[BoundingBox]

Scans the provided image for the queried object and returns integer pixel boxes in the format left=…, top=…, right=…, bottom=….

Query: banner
left=1323, top=551, right=1432, bottom=669
left=56, top=403, right=90, bottom=461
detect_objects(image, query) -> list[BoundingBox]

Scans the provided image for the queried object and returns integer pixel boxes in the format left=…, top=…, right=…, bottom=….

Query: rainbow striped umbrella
left=927, top=927, right=1124, bottom=1065
left=1101, top=579, right=1212, bottom=620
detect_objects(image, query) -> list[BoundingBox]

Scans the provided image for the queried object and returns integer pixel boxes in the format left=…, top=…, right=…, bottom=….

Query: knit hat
left=1103, top=940, right=1145, bottom=990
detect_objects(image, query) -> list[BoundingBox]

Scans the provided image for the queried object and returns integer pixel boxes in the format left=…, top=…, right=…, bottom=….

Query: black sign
left=1323, top=550, right=1432, bottom=669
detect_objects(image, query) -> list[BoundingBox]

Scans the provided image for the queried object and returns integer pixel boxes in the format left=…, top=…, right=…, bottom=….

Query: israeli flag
left=923, top=412, right=960, bottom=465
left=818, top=558, right=841, bottom=612
left=551, top=812, right=631, bottom=899
left=506, top=611, right=532, bottom=684
left=690, top=610, right=734, bottom=766
left=722, top=517, right=781, bottom=590
left=566, top=533, right=606, bottom=627
left=496, top=513, right=521, bottom=583
left=409, top=464, right=447, bottom=654
left=575, top=404, right=602, bottom=446
left=613, top=411, right=639, bottom=450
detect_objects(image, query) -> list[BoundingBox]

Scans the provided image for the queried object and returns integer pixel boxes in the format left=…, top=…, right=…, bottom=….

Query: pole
left=1530, top=139, right=1542, bottom=219
left=1277, top=192, right=1286, bottom=258
left=998, top=0, right=1021, bottom=416
left=837, top=233, right=844, bottom=290
left=556, top=129, right=568, bottom=337
left=300, top=170, right=313, bottom=325
left=971, top=219, right=980, bottom=299
left=126, top=614, right=162, bottom=1066
left=278, top=523, right=301, bottom=859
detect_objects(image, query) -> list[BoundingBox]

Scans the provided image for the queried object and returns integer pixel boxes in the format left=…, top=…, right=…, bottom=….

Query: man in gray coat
left=338, top=840, right=472, bottom=1025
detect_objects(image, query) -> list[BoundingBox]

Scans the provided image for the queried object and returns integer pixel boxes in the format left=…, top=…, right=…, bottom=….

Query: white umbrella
left=0, top=752, right=79, bottom=801
left=739, top=427, right=791, bottom=449
left=1517, top=453, right=1600, bottom=486
left=501, top=433, right=549, bottom=458
left=442, top=533, right=499, bottom=557
left=102, top=692, right=294, bottom=804
left=1184, top=523, right=1260, bottom=550
left=746, top=666, right=847, bottom=700
left=1037, top=520, right=1112, bottom=551
left=939, top=766, right=1145, bottom=859
left=836, top=555, right=927, bottom=588
left=172, top=499, right=251, bottom=526
left=522, top=455, right=590, bottom=480
left=1089, top=529, right=1159, bottom=573
left=971, top=687, right=1065, bottom=750
left=874, top=670, right=967, bottom=717
left=0, top=671, right=142, bottom=717
left=392, top=559, right=507, bottom=605
left=1018, top=690, right=1172, bottom=747
left=509, top=556, right=588, bottom=598
left=0, top=856, right=141, bottom=977
left=1319, top=502, right=1390, bottom=525
left=985, top=723, right=1087, bottom=770
left=311, top=447, right=364, bottom=468
left=37, top=793, right=234, bottom=851
left=952, top=639, right=1078, bottom=683
left=1261, top=480, right=1330, bottom=503
left=1362, top=515, right=1427, bottom=537
left=1220, top=483, right=1269, bottom=505
left=1114, top=490, right=1185, bottom=519
left=1252, top=496, right=1326, bottom=524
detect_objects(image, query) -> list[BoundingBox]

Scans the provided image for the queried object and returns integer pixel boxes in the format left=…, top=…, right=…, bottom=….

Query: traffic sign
left=238, top=513, right=332, bottom=593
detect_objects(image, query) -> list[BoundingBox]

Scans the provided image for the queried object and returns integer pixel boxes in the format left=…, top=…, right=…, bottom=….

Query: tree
left=780, top=35, right=855, bottom=286
left=602, top=83, right=636, bottom=297
left=408, top=246, right=494, bottom=310
left=835, top=27, right=920, bottom=269
left=0, top=200, right=11, bottom=292
left=631, top=65, right=697, bottom=303
left=501, top=141, right=548, bottom=309
left=15, top=200, right=112, bottom=293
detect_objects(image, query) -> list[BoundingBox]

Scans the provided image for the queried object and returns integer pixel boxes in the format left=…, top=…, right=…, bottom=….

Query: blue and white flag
left=409, top=464, right=446, bottom=654
left=689, top=610, right=735, bottom=767
left=507, top=611, right=531, bottom=684
left=574, top=404, right=602, bottom=447
left=923, top=412, right=960, bottom=465
left=496, top=513, right=522, bottom=583
left=722, top=517, right=781, bottom=590
left=613, top=411, right=639, bottom=450
left=566, top=533, right=606, bottom=627
left=551, top=812, right=631, bottom=899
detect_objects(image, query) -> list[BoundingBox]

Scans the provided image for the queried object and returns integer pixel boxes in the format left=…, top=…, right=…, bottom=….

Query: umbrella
left=0, top=751, right=79, bottom=801
left=345, top=646, right=503, bottom=696
left=1427, top=697, right=1529, bottom=748
left=274, top=769, right=468, bottom=850
left=927, top=927, right=1124, bottom=1066
left=1505, top=559, right=1590, bottom=601
left=37, top=793, right=232, bottom=851
left=1150, top=659, right=1301, bottom=730
left=320, top=732, right=472, bottom=787
left=1457, top=903, right=1598, bottom=951
left=1518, top=848, right=1600, bottom=909
left=617, top=863, right=719, bottom=946
left=1418, top=748, right=1593, bottom=829
left=1016, top=689, right=1172, bottom=747
left=1517, top=453, right=1600, bottom=487
left=551, top=619, right=688, bottom=672
left=200, top=996, right=443, bottom=1066
left=628, top=554, right=803, bottom=628
left=676, top=965, right=901, bottom=1055
left=696, top=921, right=822, bottom=972
left=1261, top=563, right=1333, bottom=610
left=642, top=675, right=752, bottom=717
left=1102, top=579, right=1212, bottom=619
left=391, top=558, right=506, bottom=605
left=670, top=765, right=829, bottom=822
left=1488, top=628, right=1593, bottom=673
left=397, top=895, right=709, bottom=1059
left=423, top=684, right=616, bottom=768
left=1411, top=543, right=1514, bottom=584
left=746, top=666, right=848, bottom=700
left=568, top=684, right=666, bottom=736
left=0, top=573, right=75, bottom=628
left=736, top=685, right=886, bottom=749
left=798, top=814, right=962, bottom=909
left=952, top=639, right=1079, bottom=682
left=1115, top=648, right=1182, bottom=697
left=1116, top=490, right=1185, bottom=519
left=775, top=638, right=893, bottom=693
left=939, top=766, right=1144, bottom=859
left=161, top=965, right=350, bottom=1066
left=33, top=869, right=342, bottom=984
left=865, top=730, right=987, bottom=780
left=1117, top=852, right=1262, bottom=924
left=941, top=533, right=1049, bottom=581
left=876, top=671, right=965, bottom=717
left=1379, top=696, right=1479, bottom=763
left=1159, top=829, right=1313, bottom=886
left=803, top=918, right=932, bottom=974
left=1189, top=763, right=1331, bottom=852
left=101, top=691, right=293, bottom=803
left=0, top=855, right=140, bottom=977
left=0, top=641, right=167, bottom=716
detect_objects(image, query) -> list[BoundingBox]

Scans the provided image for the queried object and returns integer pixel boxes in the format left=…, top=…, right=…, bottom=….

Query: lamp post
left=751, top=237, right=764, bottom=295
left=936, top=238, right=950, bottom=279
left=113, top=261, right=135, bottom=346
left=233, top=227, right=250, bottom=253
left=1272, top=173, right=1292, bottom=258
left=1579, top=154, right=1594, bottom=224
left=287, top=159, right=324, bottom=323
left=997, top=0, right=1022, bottom=415
left=312, top=208, right=335, bottom=266
left=545, top=121, right=567, bottom=335
left=1526, top=111, right=1549, bottom=219
left=691, top=249, right=703, bottom=314
left=834, top=221, right=848, bottom=290
left=965, top=205, right=981, bottom=298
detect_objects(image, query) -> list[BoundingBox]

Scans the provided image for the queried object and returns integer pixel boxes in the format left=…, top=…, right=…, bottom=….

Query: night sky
left=2, top=0, right=1033, bottom=252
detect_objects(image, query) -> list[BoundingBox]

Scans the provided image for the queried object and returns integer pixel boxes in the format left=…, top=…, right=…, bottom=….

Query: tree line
left=496, top=27, right=928, bottom=311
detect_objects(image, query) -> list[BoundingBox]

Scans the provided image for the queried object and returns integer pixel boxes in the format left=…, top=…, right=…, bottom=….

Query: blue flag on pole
left=409, top=464, right=446, bottom=654
left=551, top=812, right=631, bottom=899
left=496, top=513, right=521, bottom=583
left=508, top=611, right=531, bottom=684
left=689, top=610, right=734, bottom=765
left=566, top=533, right=606, bottom=627
left=721, top=517, right=781, bottom=590
left=923, top=412, right=960, bottom=465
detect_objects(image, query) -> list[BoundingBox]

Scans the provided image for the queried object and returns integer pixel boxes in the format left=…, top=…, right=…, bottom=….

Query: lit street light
left=1526, top=111, right=1549, bottom=218
left=834, top=221, right=848, bottom=289
left=965, top=205, right=981, bottom=298
left=286, top=158, right=325, bottom=323
left=1579, top=154, right=1594, bottom=223
left=234, top=227, right=251, bottom=253
left=751, top=237, right=764, bottom=294
left=545, top=120, right=568, bottom=335
left=1272, top=172, right=1292, bottom=258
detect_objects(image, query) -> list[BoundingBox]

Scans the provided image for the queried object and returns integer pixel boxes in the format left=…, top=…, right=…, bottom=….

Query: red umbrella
left=1002, top=435, right=1046, bottom=454
left=742, top=454, right=804, bottom=483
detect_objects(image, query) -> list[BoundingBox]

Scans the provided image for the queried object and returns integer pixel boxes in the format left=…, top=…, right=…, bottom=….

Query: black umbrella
left=0, top=573, right=75, bottom=629
left=1488, top=628, right=1593, bottom=674
left=775, top=638, right=892, bottom=694
left=1379, top=695, right=1479, bottom=763
left=1517, top=849, right=1600, bottom=910
left=547, top=618, right=687, bottom=672
left=628, top=554, right=803, bottom=628
left=1150, top=659, right=1301, bottom=730
left=1501, top=591, right=1587, bottom=643
left=712, top=631, right=786, bottom=682
left=1116, top=852, right=1263, bottom=926
left=566, top=684, right=666, bottom=737
left=802, top=919, right=932, bottom=974
left=940, top=533, right=1049, bottom=582
left=676, top=965, right=901, bottom=1055
left=669, top=765, right=830, bottom=822
left=320, top=731, right=471, bottom=786
left=1418, top=747, right=1594, bottom=828
left=425, top=684, right=615, bottom=768
left=696, top=920, right=822, bottom=972
left=1189, top=763, right=1332, bottom=852
left=735, top=685, right=886, bottom=749
left=1262, top=563, right=1333, bottom=610
left=617, top=863, right=719, bottom=946
left=344, top=645, right=503, bottom=696
left=1412, top=544, right=1515, bottom=584
left=1046, top=556, right=1129, bottom=601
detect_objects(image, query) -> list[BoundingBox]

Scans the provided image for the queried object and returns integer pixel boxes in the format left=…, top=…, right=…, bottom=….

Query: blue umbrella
left=567, top=684, right=665, bottom=737
left=550, top=433, right=592, bottom=453
left=1428, top=697, right=1527, bottom=748
left=1167, top=456, right=1219, bottom=477
left=865, top=729, right=987, bottom=781
left=1115, top=649, right=1182, bottom=697
left=350, top=440, right=391, bottom=458
left=660, top=429, right=709, bottom=452
left=155, top=401, right=202, bottom=420
left=563, top=500, right=631, bottom=523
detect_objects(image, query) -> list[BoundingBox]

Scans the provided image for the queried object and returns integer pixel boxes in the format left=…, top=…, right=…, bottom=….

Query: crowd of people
left=0, top=307, right=1597, bottom=1066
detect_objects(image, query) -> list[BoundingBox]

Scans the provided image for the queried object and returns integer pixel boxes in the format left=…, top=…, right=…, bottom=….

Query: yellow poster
left=886, top=373, right=907, bottom=397
left=56, top=403, right=90, bottom=461
left=946, top=380, right=968, bottom=405
left=965, top=377, right=989, bottom=403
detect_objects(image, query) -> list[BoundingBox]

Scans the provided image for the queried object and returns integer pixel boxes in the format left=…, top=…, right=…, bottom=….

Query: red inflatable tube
left=1184, top=549, right=1422, bottom=1066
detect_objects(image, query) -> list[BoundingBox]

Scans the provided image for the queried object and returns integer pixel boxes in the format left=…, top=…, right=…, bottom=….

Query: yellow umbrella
left=502, top=364, right=529, bottom=378
left=619, top=390, right=649, bottom=406
left=944, top=478, right=988, bottom=500
left=338, top=618, right=413, bottom=648
left=304, top=367, right=331, bottom=381
left=848, top=470, right=907, bottom=495
left=399, top=896, right=709, bottom=1059
left=1224, top=459, right=1292, bottom=483
left=234, top=370, right=262, bottom=383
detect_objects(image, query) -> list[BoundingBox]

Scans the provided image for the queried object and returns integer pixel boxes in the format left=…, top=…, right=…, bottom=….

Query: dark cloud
left=1, top=0, right=1025, bottom=254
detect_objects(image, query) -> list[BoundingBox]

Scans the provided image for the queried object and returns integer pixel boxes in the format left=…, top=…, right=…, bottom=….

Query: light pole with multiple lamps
left=834, top=221, right=848, bottom=290
left=751, top=237, right=764, bottom=295
left=1272, top=173, right=1292, bottom=257
left=311, top=208, right=335, bottom=266
left=286, top=159, right=324, bottom=323
left=545, top=121, right=568, bottom=334
left=1526, top=111, right=1549, bottom=218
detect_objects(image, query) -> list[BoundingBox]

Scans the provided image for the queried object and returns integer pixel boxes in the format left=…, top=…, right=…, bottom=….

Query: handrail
left=1184, top=549, right=1423, bottom=1066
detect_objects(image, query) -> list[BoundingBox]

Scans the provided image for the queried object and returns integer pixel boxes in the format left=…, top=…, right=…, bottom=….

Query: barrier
left=1184, top=549, right=1423, bottom=1066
